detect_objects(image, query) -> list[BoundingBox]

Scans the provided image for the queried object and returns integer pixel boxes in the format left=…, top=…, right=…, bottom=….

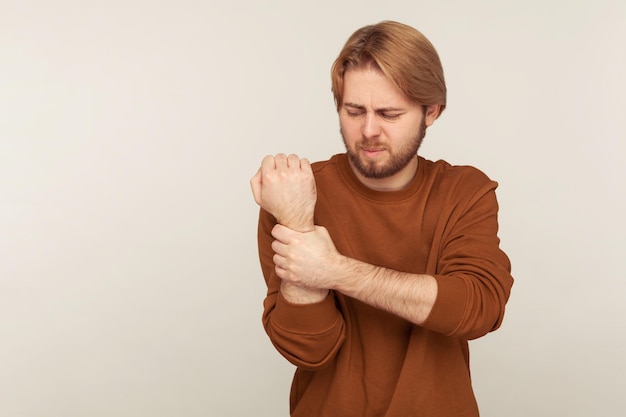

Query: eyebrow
left=343, top=102, right=404, bottom=112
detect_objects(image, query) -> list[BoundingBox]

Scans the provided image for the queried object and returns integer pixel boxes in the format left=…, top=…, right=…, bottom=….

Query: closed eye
left=379, top=112, right=402, bottom=120
left=345, top=108, right=365, bottom=118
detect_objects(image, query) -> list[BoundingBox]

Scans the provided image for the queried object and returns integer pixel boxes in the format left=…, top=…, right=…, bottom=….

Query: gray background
left=1, top=0, right=624, bottom=416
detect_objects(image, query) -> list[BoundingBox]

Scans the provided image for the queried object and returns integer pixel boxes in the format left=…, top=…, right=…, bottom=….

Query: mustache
left=339, top=127, right=386, bottom=149
left=359, top=139, right=385, bottom=148
left=359, top=138, right=383, bottom=146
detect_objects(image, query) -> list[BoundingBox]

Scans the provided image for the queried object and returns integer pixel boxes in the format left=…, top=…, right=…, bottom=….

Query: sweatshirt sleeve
left=256, top=209, right=346, bottom=369
left=422, top=168, right=514, bottom=340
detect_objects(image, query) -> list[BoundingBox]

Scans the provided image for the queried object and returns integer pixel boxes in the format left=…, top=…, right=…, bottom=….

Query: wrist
left=280, top=281, right=328, bottom=304
left=279, top=216, right=315, bottom=232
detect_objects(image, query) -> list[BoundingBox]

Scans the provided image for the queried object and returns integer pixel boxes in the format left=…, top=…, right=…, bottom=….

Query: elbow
left=455, top=278, right=511, bottom=340
left=264, top=316, right=346, bottom=370
left=270, top=331, right=346, bottom=371
left=427, top=272, right=512, bottom=340
left=460, top=305, right=506, bottom=340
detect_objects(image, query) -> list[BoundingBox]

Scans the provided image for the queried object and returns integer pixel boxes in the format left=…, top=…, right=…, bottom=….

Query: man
left=250, top=20, right=513, bottom=417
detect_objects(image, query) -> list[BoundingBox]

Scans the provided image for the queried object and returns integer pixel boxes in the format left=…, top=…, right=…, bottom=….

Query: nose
left=362, top=113, right=381, bottom=139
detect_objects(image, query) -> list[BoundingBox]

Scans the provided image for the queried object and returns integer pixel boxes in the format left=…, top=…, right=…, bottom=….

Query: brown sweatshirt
left=256, top=153, right=513, bottom=417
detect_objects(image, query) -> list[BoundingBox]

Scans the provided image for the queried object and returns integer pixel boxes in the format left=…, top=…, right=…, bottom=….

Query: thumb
left=250, top=168, right=263, bottom=205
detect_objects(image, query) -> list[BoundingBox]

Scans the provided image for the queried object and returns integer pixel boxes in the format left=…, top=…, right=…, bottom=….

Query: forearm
left=271, top=224, right=435, bottom=317
left=280, top=281, right=329, bottom=304
left=258, top=213, right=344, bottom=368
left=279, top=211, right=329, bottom=304
left=333, top=256, right=437, bottom=325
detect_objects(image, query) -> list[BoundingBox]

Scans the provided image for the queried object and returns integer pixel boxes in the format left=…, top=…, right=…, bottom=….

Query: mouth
left=360, top=146, right=386, bottom=158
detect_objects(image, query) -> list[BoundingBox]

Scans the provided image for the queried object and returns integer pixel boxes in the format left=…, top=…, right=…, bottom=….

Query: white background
left=1, top=1, right=624, bottom=416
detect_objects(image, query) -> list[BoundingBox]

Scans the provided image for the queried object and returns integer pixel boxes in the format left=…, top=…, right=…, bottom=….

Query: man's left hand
left=270, top=223, right=343, bottom=289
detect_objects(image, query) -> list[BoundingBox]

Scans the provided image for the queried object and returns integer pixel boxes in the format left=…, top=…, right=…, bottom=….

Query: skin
left=339, top=66, right=438, bottom=191
left=250, top=153, right=327, bottom=303
left=250, top=67, right=442, bottom=324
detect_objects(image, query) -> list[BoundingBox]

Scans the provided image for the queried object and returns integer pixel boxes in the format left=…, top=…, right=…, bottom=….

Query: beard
left=341, top=117, right=427, bottom=179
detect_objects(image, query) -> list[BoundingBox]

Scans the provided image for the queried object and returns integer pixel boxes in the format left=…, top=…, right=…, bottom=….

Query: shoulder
left=420, top=158, right=500, bottom=207
left=423, top=158, right=496, bottom=188
left=311, top=154, right=342, bottom=173
left=310, top=154, right=347, bottom=185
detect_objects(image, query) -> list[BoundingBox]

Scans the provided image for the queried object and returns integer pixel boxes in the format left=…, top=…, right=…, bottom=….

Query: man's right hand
left=250, top=153, right=317, bottom=232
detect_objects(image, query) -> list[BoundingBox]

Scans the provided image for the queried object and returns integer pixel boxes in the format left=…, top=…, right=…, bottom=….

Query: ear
left=423, top=104, right=441, bottom=127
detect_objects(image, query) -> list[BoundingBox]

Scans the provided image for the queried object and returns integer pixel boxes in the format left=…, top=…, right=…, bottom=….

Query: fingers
left=287, top=153, right=301, bottom=169
left=272, top=252, right=287, bottom=270
left=274, top=153, right=288, bottom=169
left=270, top=153, right=308, bottom=169
left=272, top=241, right=289, bottom=275
left=271, top=223, right=290, bottom=242
left=300, top=157, right=312, bottom=173
left=252, top=153, right=313, bottom=209
left=261, top=154, right=277, bottom=172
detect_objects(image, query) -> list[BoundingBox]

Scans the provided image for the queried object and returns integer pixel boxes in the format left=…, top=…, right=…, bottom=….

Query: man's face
left=339, top=67, right=437, bottom=190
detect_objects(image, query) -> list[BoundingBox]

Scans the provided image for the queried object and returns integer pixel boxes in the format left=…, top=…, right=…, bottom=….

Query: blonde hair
left=331, top=21, right=447, bottom=116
